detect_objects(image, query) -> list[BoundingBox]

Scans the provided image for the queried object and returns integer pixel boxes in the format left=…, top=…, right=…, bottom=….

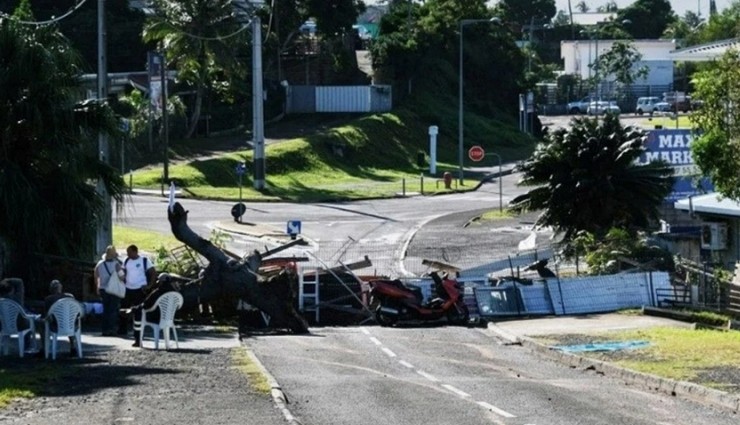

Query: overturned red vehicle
left=368, top=272, right=469, bottom=326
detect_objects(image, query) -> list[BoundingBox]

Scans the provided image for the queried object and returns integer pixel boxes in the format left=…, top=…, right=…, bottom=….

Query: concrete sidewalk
left=486, top=313, right=740, bottom=413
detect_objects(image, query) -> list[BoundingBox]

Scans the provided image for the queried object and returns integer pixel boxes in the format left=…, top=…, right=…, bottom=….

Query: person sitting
left=43, top=280, right=78, bottom=356
left=0, top=277, right=25, bottom=306
left=131, top=273, right=179, bottom=347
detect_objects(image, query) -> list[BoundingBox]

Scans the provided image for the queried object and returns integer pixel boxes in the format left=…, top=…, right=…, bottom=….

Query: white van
left=635, top=96, right=660, bottom=115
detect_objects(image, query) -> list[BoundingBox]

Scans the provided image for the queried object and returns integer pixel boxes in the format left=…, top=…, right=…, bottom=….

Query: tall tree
left=497, top=0, right=556, bottom=28
left=0, top=16, right=125, bottom=278
left=304, top=0, right=366, bottom=37
left=511, top=114, right=673, bottom=242
left=690, top=50, right=740, bottom=200
left=592, top=40, right=649, bottom=89
left=143, top=0, right=248, bottom=139
left=618, top=0, right=676, bottom=39
left=575, top=1, right=589, bottom=13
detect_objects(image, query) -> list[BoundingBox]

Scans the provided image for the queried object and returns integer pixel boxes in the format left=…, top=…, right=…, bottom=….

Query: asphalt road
left=247, top=326, right=736, bottom=425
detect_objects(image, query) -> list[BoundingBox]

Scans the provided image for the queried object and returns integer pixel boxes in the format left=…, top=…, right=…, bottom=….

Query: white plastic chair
left=139, top=292, right=183, bottom=350
left=44, top=298, right=83, bottom=360
left=0, top=298, right=40, bottom=358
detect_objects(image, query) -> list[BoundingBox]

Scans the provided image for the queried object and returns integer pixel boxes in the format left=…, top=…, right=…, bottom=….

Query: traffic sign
left=235, top=163, right=246, bottom=176
left=286, top=220, right=302, bottom=236
left=468, top=145, right=485, bottom=162
left=231, top=203, right=247, bottom=221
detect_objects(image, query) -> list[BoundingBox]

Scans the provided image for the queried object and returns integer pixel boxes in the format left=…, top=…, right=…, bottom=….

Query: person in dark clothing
left=43, top=280, right=78, bottom=355
left=131, top=273, right=179, bottom=347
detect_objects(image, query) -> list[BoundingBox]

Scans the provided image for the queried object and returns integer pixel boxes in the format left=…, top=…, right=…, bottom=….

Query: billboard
left=639, top=129, right=713, bottom=202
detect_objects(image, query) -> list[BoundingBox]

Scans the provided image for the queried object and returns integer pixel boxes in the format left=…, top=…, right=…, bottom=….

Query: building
left=561, top=39, right=675, bottom=86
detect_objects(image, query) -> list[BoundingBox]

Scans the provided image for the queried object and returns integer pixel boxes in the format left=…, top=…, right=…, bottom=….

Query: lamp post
left=458, top=17, right=499, bottom=185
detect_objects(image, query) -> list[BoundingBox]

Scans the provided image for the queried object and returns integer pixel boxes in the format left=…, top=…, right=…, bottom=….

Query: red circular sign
left=468, top=145, right=485, bottom=162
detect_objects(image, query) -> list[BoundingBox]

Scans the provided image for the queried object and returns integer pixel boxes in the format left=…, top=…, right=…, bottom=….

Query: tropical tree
left=619, top=0, right=676, bottom=40
left=496, top=0, right=556, bottom=28
left=143, top=0, right=248, bottom=139
left=575, top=1, right=589, bottom=13
left=690, top=49, right=740, bottom=200
left=592, top=40, right=649, bottom=93
left=510, top=114, right=674, bottom=242
left=0, top=13, right=125, bottom=278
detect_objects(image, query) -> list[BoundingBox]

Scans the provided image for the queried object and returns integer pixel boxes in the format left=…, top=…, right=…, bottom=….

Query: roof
left=674, top=193, right=740, bottom=217
left=669, top=38, right=740, bottom=62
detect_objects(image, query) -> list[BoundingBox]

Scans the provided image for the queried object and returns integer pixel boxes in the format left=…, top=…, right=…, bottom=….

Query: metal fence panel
left=316, top=86, right=371, bottom=112
left=518, top=283, right=555, bottom=315
left=286, top=85, right=316, bottom=113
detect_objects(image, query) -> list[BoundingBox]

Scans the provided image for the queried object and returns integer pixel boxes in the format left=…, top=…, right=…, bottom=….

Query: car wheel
left=569, top=107, right=580, bottom=114
left=636, top=109, right=643, bottom=115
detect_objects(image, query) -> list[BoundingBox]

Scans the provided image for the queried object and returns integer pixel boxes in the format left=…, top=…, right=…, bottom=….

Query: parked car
left=635, top=96, right=661, bottom=115
left=661, top=91, right=692, bottom=112
left=567, top=96, right=595, bottom=114
left=587, top=100, right=621, bottom=115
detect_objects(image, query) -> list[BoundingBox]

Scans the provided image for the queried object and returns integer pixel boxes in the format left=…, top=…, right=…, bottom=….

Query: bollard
left=443, top=171, right=452, bottom=189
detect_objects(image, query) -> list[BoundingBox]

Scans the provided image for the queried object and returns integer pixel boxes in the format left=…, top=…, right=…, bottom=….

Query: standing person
left=94, top=245, right=124, bottom=336
left=122, top=245, right=156, bottom=336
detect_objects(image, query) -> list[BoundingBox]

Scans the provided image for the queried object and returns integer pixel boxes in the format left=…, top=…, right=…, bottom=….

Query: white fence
left=286, top=85, right=392, bottom=113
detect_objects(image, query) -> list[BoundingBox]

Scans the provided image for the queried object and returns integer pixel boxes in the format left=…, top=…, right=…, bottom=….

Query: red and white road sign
left=468, top=145, right=485, bottom=162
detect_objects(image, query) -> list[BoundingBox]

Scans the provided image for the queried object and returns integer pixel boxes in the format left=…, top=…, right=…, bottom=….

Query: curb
left=243, top=346, right=303, bottom=425
left=486, top=322, right=740, bottom=414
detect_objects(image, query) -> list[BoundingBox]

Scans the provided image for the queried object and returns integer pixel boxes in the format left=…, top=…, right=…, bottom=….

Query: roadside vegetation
left=131, top=108, right=535, bottom=202
left=538, top=326, right=740, bottom=392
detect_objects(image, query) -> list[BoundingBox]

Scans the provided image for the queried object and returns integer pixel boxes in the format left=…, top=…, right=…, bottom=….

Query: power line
left=0, top=0, right=90, bottom=26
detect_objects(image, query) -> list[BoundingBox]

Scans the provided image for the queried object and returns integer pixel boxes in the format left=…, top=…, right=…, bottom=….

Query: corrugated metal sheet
left=286, top=85, right=392, bottom=113
left=286, top=85, right=315, bottom=113
left=474, top=272, right=672, bottom=318
left=316, top=86, right=371, bottom=112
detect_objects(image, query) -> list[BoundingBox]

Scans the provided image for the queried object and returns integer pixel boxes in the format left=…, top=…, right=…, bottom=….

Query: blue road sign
left=235, top=163, right=246, bottom=176
left=286, top=220, right=302, bottom=235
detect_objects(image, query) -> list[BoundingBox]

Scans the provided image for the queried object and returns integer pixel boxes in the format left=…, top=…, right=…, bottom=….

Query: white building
left=561, top=39, right=676, bottom=86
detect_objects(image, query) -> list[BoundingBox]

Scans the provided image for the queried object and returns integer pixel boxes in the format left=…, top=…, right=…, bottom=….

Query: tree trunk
left=168, top=202, right=309, bottom=333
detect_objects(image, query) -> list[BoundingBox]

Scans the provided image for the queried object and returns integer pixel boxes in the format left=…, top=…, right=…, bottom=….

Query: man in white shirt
left=121, top=245, right=156, bottom=342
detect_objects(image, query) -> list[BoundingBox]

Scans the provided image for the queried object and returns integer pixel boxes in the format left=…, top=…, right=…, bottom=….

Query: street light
left=458, top=17, right=500, bottom=185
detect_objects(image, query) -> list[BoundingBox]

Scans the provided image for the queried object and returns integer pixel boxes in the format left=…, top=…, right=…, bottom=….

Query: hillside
left=130, top=104, right=536, bottom=202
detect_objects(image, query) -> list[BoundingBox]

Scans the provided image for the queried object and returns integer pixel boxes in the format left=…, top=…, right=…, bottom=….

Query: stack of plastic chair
left=44, top=298, right=83, bottom=360
left=0, top=298, right=40, bottom=358
left=139, top=292, right=184, bottom=350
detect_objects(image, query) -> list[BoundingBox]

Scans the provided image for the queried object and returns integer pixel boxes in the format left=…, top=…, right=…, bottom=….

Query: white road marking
left=360, top=327, right=370, bottom=335
left=416, top=370, right=439, bottom=382
left=442, top=384, right=471, bottom=398
left=477, top=401, right=516, bottom=418
left=381, top=347, right=397, bottom=357
left=398, top=360, right=414, bottom=368
left=369, top=337, right=382, bottom=346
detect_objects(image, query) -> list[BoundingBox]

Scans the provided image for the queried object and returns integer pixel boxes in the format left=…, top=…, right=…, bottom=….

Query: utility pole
left=252, top=15, right=265, bottom=190
left=161, top=50, right=169, bottom=181
left=95, top=0, right=111, bottom=257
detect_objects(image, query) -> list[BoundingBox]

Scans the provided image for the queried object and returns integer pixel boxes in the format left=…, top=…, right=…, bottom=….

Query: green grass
left=544, top=327, right=740, bottom=389
left=640, top=115, right=694, bottom=130
left=480, top=209, right=517, bottom=221
left=232, top=349, right=272, bottom=394
left=112, top=224, right=181, bottom=253
left=131, top=108, right=536, bottom=202
left=0, top=365, right=66, bottom=409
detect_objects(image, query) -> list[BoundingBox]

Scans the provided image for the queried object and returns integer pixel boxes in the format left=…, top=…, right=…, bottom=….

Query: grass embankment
left=131, top=107, right=535, bottom=202
left=112, top=225, right=180, bottom=252
left=539, top=326, right=740, bottom=392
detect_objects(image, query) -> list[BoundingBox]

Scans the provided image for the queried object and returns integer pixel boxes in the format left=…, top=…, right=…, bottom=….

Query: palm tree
left=0, top=18, right=125, bottom=278
left=510, top=114, right=674, bottom=242
left=143, top=0, right=248, bottom=139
